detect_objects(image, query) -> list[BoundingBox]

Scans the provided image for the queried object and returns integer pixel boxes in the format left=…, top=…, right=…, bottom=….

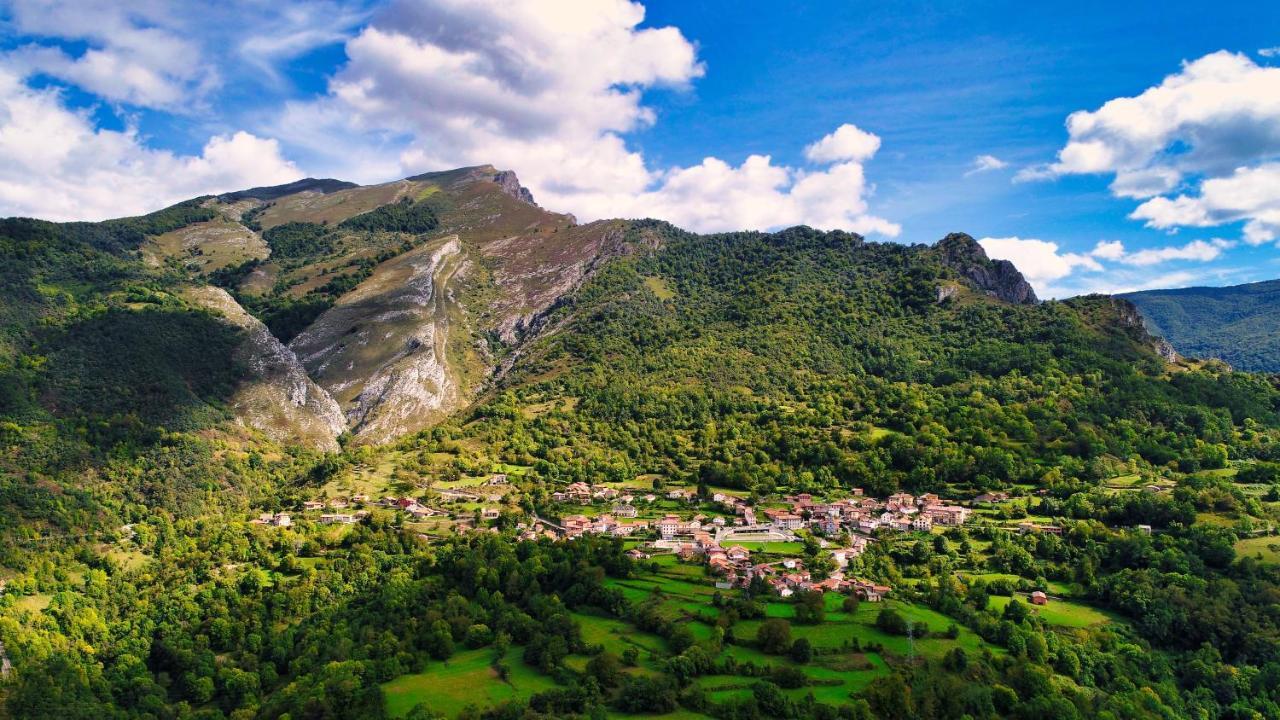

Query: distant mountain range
left=1120, top=279, right=1280, bottom=372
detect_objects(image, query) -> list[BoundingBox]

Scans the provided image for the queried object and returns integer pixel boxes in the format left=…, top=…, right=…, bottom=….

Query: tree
left=875, top=608, right=910, bottom=636
left=616, top=676, right=677, bottom=713
left=757, top=618, right=793, bottom=654
left=790, top=637, right=813, bottom=663
left=586, top=651, right=623, bottom=689
left=427, top=620, right=455, bottom=660
left=1003, top=598, right=1029, bottom=624
left=794, top=590, right=826, bottom=624
left=621, top=646, right=639, bottom=666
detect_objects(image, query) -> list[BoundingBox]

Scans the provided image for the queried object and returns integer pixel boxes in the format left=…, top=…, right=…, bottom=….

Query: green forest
left=2, top=199, right=1280, bottom=720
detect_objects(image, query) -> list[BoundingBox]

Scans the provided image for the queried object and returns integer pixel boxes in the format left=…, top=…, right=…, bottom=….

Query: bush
left=875, top=608, right=910, bottom=636
left=790, top=638, right=813, bottom=663
left=757, top=618, right=792, bottom=654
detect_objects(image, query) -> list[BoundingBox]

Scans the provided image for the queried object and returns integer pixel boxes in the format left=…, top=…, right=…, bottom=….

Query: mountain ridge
left=1, top=164, right=1168, bottom=453
left=1121, top=278, right=1280, bottom=372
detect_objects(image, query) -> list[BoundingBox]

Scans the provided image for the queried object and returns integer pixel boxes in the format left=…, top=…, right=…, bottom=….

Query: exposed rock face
left=1110, top=296, right=1182, bottom=363
left=492, top=170, right=537, bottom=205
left=194, top=165, right=641, bottom=446
left=289, top=236, right=467, bottom=444
left=184, top=286, right=347, bottom=451
left=935, top=232, right=1038, bottom=304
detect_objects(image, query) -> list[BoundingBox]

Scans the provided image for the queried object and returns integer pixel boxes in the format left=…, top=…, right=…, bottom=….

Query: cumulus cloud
left=977, top=237, right=1102, bottom=295
left=2, top=0, right=370, bottom=109
left=1029, top=50, right=1280, bottom=245
left=276, top=0, right=898, bottom=235
left=1130, top=163, right=1280, bottom=244
left=3, top=0, right=213, bottom=108
left=1092, top=238, right=1234, bottom=266
left=804, top=124, right=881, bottom=163
left=1260, top=47, right=1280, bottom=58
left=1090, top=240, right=1127, bottom=261
left=977, top=235, right=1237, bottom=297
left=965, top=154, right=1008, bottom=176
left=0, top=70, right=300, bottom=221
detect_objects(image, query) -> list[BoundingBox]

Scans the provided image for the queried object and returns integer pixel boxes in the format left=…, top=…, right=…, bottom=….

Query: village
left=254, top=473, right=1065, bottom=607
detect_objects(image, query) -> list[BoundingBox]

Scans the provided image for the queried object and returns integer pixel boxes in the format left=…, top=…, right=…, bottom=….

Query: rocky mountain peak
left=935, top=232, right=1038, bottom=305
left=491, top=169, right=537, bottom=206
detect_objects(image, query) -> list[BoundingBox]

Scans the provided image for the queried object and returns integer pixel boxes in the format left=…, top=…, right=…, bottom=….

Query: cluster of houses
left=255, top=486, right=514, bottom=529
left=742, top=492, right=973, bottom=536
left=558, top=513, right=649, bottom=538
left=251, top=512, right=292, bottom=527
left=676, top=535, right=889, bottom=600
left=551, top=482, right=660, bottom=506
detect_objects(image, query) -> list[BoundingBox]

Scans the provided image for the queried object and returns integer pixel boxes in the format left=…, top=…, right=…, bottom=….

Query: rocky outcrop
left=492, top=170, right=537, bottom=206
left=289, top=236, right=467, bottom=444
left=935, top=233, right=1038, bottom=304
left=1110, top=296, right=1182, bottom=363
left=184, top=286, right=347, bottom=451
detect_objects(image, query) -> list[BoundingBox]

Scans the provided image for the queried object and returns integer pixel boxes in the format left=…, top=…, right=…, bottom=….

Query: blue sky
left=2, top=0, right=1279, bottom=297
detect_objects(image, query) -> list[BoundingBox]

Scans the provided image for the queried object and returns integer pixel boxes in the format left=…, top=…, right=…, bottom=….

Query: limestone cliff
left=935, top=232, right=1038, bottom=305
left=184, top=286, right=347, bottom=451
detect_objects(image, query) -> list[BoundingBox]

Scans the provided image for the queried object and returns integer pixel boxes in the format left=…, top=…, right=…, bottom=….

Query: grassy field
left=382, top=551, right=1031, bottom=718
left=644, top=276, right=676, bottom=300
left=7, top=593, right=52, bottom=614
left=382, top=646, right=559, bottom=718
left=987, top=594, right=1114, bottom=628
left=735, top=598, right=992, bottom=660
left=1236, top=535, right=1280, bottom=563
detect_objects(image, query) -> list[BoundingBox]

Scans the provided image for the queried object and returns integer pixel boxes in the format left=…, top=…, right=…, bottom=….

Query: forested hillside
left=1121, top=279, right=1280, bottom=372
left=2, top=173, right=1280, bottom=720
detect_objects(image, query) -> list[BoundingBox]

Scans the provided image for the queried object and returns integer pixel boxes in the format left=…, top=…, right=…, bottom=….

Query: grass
left=1235, top=535, right=1280, bottom=563
left=643, top=276, right=677, bottom=300
left=865, top=426, right=894, bottom=441
left=987, top=594, right=1114, bottom=628
left=1103, top=474, right=1143, bottom=488
left=735, top=599, right=991, bottom=660
left=8, top=593, right=52, bottom=614
left=382, top=646, right=558, bottom=718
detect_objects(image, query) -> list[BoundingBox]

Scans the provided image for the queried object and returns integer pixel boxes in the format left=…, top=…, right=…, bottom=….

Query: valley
left=0, top=169, right=1278, bottom=720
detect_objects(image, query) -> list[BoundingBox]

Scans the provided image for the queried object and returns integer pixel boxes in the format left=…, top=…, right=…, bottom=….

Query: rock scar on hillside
left=289, top=236, right=466, bottom=444
left=184, top=286, right=347, bottom=451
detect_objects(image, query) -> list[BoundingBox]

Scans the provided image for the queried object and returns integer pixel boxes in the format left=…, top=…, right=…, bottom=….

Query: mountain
left=4, top=166, right=1280, bottom=720
left=124, top=164, right=631, bottom=446
left=1120, top=279, right=1280, bottom=372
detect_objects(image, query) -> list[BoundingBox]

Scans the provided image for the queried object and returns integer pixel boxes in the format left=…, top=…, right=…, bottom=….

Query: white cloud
left=977, top=236, right=1102, bottom=295
left=1260, top=47, right=1280, bottom=58
left=1090, top=240, right=1127, bottom=260
left=1045, top=51, right=1280, bottom=184
left=614, top=152, right=900, bottom=235
left=977, top=235, right=1236, bottom=298
left=3, top=0, right=216, bottom=108
left=1130, top=163, right=1280, bottom=245
left=1050, top=270, right=1201, bottom=297
left=804, top=124, right=881, bottom=163
left=964, top=154, right=1008, bottom=176
left=2, top=0, right=370, bottom=110
left=275, top=0, right=898, bottom=235
left=1102, top=238, right=1233, bottom=266
left=1030, top=50, right=1280, bottom=246
left=0, top=69, right=300, bottom=221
